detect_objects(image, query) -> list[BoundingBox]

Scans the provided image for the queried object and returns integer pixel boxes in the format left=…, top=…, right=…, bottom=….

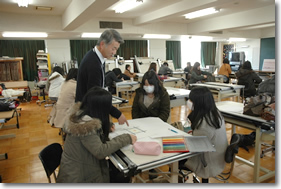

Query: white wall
left=148, top=39, right=166, bottom=60
left=45, top=39, right=71, bottom=69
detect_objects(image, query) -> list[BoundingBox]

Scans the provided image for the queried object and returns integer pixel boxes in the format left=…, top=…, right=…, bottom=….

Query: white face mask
left=187, top=100, right=193, bottom=111
left=143, top=85, right=155, bottom=94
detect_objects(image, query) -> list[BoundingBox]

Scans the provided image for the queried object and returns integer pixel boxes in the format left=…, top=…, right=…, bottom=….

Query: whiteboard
left=262, top=59, right=275, bottom=71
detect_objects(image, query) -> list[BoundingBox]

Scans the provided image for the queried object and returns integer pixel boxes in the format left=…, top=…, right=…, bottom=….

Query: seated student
left=235, top=60, right=262, bottom=98
left=57, top=87, right=137, bottom=183
left=123, top=64, right=136, bottom=79
left=218, top=58, right=232, bottom=83
left=158, top=62, right=173, bottom=76
left=148, top=62, right=168, bottom=81
left=105, top=68, right=124, bottom=95
left=183, top=62, right=192, bottom=86
left=132, top=70, right=170, bottom=122
left=181, top=86, right=228, bottom=183
left=52, top=68, right=78, bottom=129
left=188, top=62, right=213, bottom=88
left=47, top=66, right=65, bottom=100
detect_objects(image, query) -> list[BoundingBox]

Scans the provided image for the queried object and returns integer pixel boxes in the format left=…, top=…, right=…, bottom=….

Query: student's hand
left=118, top=113, right=129, bottom=126
left=110, top=123, right=116, bottom=132
left=130, top=134, right=137, bottom=144
left=203, top=75, right=207, bottom=78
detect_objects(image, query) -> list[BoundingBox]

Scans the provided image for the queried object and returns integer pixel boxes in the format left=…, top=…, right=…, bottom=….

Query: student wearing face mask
left=132, top=70, right=170, bottom=122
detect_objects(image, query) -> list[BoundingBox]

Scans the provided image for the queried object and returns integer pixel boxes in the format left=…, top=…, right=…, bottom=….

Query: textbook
left=162, top=136, right=216, bottom=153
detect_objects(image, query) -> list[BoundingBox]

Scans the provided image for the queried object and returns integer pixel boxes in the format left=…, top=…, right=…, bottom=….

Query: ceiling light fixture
left=36, top=6, right=53, bottom=11
left=184, top=8, right=220, bottom=19
left=114, top=0, right=143, bottom=14
left=143, top=34, right=171, bottom=39
left=81, top=33, right=102, bottom=38
left=17, top=0, right=29, bottom=7
left=2, top=32, right=48, bottom=38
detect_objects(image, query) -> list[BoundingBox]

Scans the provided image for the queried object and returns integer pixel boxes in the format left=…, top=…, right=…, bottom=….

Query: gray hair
left=96, top=29, right=124, bottom=46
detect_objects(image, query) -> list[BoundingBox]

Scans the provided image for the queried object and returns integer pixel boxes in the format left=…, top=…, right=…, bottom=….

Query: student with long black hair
left=182, top=86, right=228, bottom=183
left=235, top=60, right=262, bottom=98
left=57, top=87, right=137, bottom=183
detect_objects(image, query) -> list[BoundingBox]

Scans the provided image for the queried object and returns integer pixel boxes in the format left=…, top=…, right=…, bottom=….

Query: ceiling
left=0, top=0, right=276, bottom=41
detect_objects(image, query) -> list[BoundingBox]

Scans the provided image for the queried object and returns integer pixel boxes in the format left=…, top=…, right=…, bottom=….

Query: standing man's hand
left=118, top=113, right=129, bottom=126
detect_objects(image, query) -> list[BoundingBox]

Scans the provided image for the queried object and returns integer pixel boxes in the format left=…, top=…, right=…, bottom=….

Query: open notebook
left=162, top=136, right=216, bottom=153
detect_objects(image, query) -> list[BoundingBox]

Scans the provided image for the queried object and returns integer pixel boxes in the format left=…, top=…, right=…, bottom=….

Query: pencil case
left=133, top=141, right=161, bottom=156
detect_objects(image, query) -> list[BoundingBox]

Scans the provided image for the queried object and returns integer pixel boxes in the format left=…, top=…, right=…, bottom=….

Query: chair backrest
left=38, top=143, right=63, bottom=183
left=214, top=134, right=241, bottom=182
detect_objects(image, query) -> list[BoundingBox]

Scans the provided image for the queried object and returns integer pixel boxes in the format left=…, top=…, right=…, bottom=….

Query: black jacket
left=235, top=69, right=262, bottom=97
left=75, top=49, right=121, bottom=119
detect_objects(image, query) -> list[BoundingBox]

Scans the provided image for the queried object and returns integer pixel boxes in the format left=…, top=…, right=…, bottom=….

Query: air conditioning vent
left=209, top=30, right=223, bottom=34
left=99, top=21, right=123, bottom=29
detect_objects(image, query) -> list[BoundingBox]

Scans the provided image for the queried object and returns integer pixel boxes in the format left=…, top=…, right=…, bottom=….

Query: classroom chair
left=38, top=143, right=63, bottom=183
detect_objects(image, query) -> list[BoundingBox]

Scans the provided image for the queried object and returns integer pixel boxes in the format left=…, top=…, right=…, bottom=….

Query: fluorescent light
left=17, top=0, right=29, bottom=7
left=143, top=34, right=171, bottom=39
left=81, top=33, right=102, bottom=38
left=113, top=0, right=143, bottom=13
left=184, top=8, right=219, bottom=19
left=2, top=32, right=48, bottom=38
left=228, top=38, right=247, bottom=42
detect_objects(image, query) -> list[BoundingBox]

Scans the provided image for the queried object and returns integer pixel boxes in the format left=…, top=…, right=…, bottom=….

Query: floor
left=0, top=95, right=275, bottom=183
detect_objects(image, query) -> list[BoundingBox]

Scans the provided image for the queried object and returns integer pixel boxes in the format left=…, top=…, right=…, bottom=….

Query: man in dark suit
left=75, top=29, right=128, bottom=126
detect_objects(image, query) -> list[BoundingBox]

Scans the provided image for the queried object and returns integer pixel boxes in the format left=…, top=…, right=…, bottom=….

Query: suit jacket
left=76, top=49, right=104, bottom=102
left=75, top=49, right=121, bottom=119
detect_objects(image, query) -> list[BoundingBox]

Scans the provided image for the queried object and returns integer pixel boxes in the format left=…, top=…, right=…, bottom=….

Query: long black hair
left=188, top=86, right=222, bottom=130
left=242, top=60, right=252, bottom=70
left=191, top=62, right=201, bottom=75
left=141, top=70, right=163, bottom=96
left=66, top=68, right=78, bottom=81
left=76, top=86, right=112, bottom=139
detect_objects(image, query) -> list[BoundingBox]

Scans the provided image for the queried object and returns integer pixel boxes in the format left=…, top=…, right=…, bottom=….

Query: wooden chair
left=38, top=143, right=63, bottom=183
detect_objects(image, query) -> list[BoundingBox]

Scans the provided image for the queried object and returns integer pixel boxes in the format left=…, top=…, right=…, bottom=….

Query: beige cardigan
left=53, top=79, right=77, bottom=128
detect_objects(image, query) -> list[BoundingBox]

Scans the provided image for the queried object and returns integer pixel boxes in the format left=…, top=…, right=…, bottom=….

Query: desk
left=216, top=101, right=275, bottom=183
left=114, top=80, right=140, bottom=108
left=163, top=77, right=183, bottom=88
left=190, top=82, right=244, bottom=102
left=172, top=71, right=186, bottom=79
left=109, top=117, right=200, bottom=183
left=0, top=109, right=19, bottom=160
left=166, top=87, right=190, bottom=123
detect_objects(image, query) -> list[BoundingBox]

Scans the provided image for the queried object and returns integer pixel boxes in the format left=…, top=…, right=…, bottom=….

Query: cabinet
left=36, top=52, right=51, bottom=81
left=0, top=57, right=24, bottom=81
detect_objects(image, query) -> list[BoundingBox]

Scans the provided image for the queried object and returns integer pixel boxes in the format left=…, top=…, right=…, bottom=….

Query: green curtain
left=201, top=42, right=217, bottom=67
left=70, top=40, right=148, bottom=68
left=0, top=40, right=45, bottom=81
left=117, top=40, right=148, bottom=59
left=70, top=40, right=97, bottom=66
left=166, top=41, right=181, bottom=69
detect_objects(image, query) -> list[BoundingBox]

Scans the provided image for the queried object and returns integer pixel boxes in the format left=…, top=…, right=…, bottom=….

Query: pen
left=169, top=128, right=178, bottom=133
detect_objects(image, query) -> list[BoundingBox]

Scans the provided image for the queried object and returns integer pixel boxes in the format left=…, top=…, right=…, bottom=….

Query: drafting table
left=109, top=117, right=200, bottom=183
left=0, top=109, right=19, bottom=160
left=189, top=82, right=245, bottom=102
left=166, top=87, right=190, bottom=123
left=114, top=80, right=140, bottom=108
left=162, top=77, right=183, bottom=88
left=172, top=71, right=186, bottom=79
left=216, top=101, right=275, bottom=183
